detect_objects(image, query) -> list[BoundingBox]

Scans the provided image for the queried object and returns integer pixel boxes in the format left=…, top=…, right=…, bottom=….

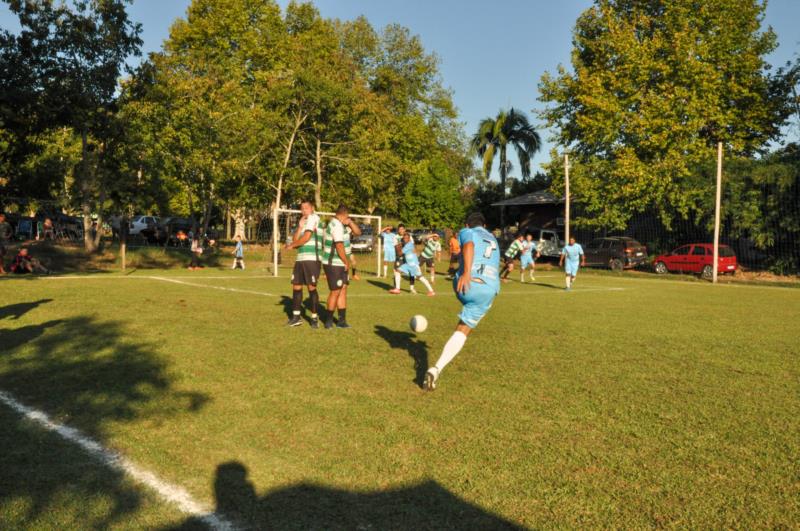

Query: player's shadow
left=163, top=460, right=524, bottom=530
left=0, top=299, right=53, bottom=321
left=373, top=325, right=429, bottom=388
left=367, top=279, right=393, bottom=292
left=526, top=282, right=563, bottom=290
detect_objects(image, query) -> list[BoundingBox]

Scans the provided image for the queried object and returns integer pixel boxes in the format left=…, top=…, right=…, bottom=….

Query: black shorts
left=503, top=255, right=517, bottom=265
left=421, top=257, right=435, bottom=268
left=323, top=264, right=349, bottom=290
left=291, top=260, right=321, bottom=286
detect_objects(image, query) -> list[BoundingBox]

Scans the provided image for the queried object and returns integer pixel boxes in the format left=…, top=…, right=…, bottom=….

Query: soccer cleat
left=410, top=288, right=418, bottom=295
left=310, top=318, right=319, bottom=329
left=324, top=319, right=335, bottom=329
left=423, top=367, right=439, bottom=391
left=336, top=321, right=351, bottom=329
left=389, top=288, right=401, bottom=294
left=427, top=291, right=436, bottom=297
left=286, top=316, right=303, bottom=327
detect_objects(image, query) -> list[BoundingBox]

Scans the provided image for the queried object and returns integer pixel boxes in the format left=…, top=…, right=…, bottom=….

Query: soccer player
left=499, top=233, right=525, bottom=282
left=389, top=232, right=434, bottom=296
left=344, top=224, right=361, bottom=280
left=321, top=204, right=360, bottom=329
left=420, top=233, right=442, bottom=283
left=424, top=212, right=500, bottom=391
left=519, top=233, right=539, bottom=282
left=559, top=236, right=585, bottom=291
left=380, top=227, right=398, bottom=278
left=446, top=229, right=460, bottom=279
left=283, top=200, right=323, bottom=328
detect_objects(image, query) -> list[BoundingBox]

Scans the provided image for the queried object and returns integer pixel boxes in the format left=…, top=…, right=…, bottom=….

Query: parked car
left=351, top=224, right=375, bottom=253
left=653, top=243, right=738, bottom=278
left=583, top=236, right=648, bottom=271
left=524, top=227, right=563, bottom=259
left=129, top=215, right=160, bottom=236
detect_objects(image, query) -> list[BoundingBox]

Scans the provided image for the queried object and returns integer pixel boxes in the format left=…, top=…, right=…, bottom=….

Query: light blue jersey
left=458, top=227, right=500, bottom=293
left=234, top=240, right=243, bottom=258
left=562, top=243, right=584, bottom=276
left=398, top=239, right=422, bottom=277
left=453, top=226, right=501, bottom=328
left=521, top=240, right=535, bottom=268
left=381, top=232, right=397, bottom=262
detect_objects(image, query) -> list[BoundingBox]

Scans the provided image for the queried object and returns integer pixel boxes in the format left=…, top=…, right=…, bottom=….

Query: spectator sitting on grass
left=10, top=248, right=50, bottom=275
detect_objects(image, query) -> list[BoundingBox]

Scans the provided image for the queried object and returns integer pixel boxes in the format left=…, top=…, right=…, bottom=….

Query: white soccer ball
left=410, top=315, right=428, bottom=333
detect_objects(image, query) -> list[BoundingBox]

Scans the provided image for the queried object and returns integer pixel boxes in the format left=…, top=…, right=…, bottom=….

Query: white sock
left=383, top=265, right=388, bottom=277
left=394, top=271, right=401, bottom=289
left=242, top=261, right=245, bottom=270
left=419, top=276, right=433, bottom=293
left=430, top=272, right=435, bottom=283
left=565, top=276, right=571, bottom=288
left=434, top=331, right=468, bottom=372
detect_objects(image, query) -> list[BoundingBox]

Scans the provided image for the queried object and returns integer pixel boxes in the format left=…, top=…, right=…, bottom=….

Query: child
left=10, top=248, right=50, bottom=275
left=189, top=233, right=203, bottom=270
left=232, top=235, right=245, bottom=270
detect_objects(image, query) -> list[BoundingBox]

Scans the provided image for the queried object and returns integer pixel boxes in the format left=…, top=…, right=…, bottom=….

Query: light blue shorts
left=399, top=263, right=422, bottom=277
left=565, top=261, right=580, bottom=276
left=383, top=247, right=396, bottom=263
left=521, top=255, right=534, bottom=269
left=454, top=277, right=498, bottom=329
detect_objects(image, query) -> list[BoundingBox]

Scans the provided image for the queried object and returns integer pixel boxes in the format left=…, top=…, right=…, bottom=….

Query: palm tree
left=471, top=108, right=541, bottom=227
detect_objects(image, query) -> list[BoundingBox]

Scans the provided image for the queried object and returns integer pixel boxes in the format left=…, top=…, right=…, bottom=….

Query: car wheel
left=701, top=265, right=713, bottom=279
left=610, top=258, right=623, bottom=271
left=654, top=261, right=668, bottom=274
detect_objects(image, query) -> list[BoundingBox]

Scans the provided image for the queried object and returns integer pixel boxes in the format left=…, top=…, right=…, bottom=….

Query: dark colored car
left=583, top=237, right=648, bottom=271
left=653, top=243, right=738, bottom=278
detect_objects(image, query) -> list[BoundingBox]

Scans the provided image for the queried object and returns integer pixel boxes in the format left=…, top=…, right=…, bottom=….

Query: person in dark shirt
left=10, top=248, right=50, bottom=275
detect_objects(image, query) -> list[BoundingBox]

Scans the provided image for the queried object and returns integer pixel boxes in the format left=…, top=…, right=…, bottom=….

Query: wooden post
left=272, top=205, right=279, bottom=277
left=564, top=153, right=570, bottom=244
left=712, top=142, right=723, bottom=283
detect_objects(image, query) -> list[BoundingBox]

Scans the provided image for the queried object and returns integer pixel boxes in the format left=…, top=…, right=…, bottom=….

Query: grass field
left=1, top=266, right=799, bottom=529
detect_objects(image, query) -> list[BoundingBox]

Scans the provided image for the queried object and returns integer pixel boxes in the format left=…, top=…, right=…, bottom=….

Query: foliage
left=538, top=0, right=795, bottom=230
left=399, top=158, right=465, bottom=228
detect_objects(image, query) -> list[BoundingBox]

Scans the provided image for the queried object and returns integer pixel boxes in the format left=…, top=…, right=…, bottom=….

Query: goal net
left=270, top=208, right=382, bottom=277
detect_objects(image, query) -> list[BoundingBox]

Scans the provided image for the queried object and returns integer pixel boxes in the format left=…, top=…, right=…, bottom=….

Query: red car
left=653, top=243, right=738, bottom=278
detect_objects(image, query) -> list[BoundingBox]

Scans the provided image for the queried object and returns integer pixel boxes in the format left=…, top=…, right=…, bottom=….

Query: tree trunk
left=315, top=136, right=323, bottom=209
left=120, top=215, right=128, bottom=271
left=499, top=145, right=507, bottom=229
left=233, top=208, right=246, bottom=240
left=79, top=130, right=97, bottom=253
left=225, top=205, right=231, bottom=240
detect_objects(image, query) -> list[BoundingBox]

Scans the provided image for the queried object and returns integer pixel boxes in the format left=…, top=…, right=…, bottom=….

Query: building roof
left=491, top=191, right=564, bottom=207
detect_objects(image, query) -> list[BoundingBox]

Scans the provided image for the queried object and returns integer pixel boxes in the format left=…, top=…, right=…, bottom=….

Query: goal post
left=272, top=208, right=382, bottom=278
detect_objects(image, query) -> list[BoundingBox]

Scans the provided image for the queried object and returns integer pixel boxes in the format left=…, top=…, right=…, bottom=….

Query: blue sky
left=2, top=0, right=799, bottom=175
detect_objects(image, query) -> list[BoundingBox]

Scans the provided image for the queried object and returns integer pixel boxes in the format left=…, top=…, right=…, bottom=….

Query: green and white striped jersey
left=421, top=238, right=441, bottom=259
left=295, top=213, right=322, bottom=262
left=322, top=217, right=347, bottom=267
left=505, top=238, right=525, bottom=258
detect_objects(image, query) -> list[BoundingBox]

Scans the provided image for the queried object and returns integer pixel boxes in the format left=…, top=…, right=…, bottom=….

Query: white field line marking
left=0, top=390, right=236, bottom=531
left=149, top=276, right=276, bottom=297
left=43, top=275, right=272, bottom=280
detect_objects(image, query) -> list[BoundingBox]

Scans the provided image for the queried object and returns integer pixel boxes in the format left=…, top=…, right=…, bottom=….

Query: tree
left=470, top=108, right=541, bottom=226
left=538, top=0, right=794, bottom=230
left=400, top=158, right=465, bottom=228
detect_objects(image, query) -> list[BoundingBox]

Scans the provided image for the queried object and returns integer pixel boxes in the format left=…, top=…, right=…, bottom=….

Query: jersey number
left=482, top=239, right=497, bottom=258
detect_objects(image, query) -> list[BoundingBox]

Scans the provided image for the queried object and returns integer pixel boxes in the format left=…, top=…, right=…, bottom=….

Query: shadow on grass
left=367, top=279, right=394, bottom=292
left=0, top=299, right=53, bottom=320
left=0, top=302, right=209, bottom=528
left=165, top=460, right=524, bottom=530
left=278, top=292, right=323, bottom=323
left=374, top=325, right=429, bottom=389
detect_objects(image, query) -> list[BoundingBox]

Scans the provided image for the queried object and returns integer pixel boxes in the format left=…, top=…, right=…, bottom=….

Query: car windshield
left=719, top=246, right=735, bottom=257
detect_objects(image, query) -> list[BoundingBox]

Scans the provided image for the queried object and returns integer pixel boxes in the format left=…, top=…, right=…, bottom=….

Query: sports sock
left=383, top=264, right=387, bottom=277
left=292, top=289, right=303, bottom=315
left=433, top=331, right=468, bottom=372
left=309, top=289, right=319, bottom=315
left=394, top=271, right=401, bottom=289
left=409, top=276, right=416, bottom=287
left=241, top=261, right=245, bottom=270
left=419, top=276, right=433, bottom=293
left=565, top=276, right=571, bottom=289
left=338, top=309, right=346, bottom=322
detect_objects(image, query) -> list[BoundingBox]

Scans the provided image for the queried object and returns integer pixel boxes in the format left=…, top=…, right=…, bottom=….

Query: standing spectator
left=447, top=229, right=461, bottom=279
left=43, top=218, right=55, bottom=240
left=189, top=233, right=203, bottom=270
left=0, top=213, right=12, bottom=274
left=10, top=248, right=50, bottom=275
left=232, top=235, right=245, bottom=270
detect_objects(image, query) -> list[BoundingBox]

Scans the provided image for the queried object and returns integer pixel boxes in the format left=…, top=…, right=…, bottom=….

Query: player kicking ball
left=424, top=212, right=500, bottom=391
left=559, top=236, right=585, bottom=291
left=389, top=232, right=435, bottom=296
